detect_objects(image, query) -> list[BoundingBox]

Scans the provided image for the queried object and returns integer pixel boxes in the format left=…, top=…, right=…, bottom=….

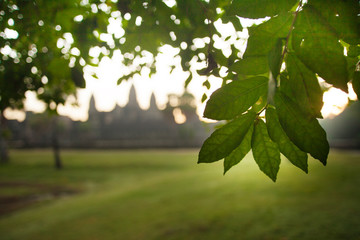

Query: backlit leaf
left=347, top=45, right=360, bottom=58
left=204, top=77, right=268, bottom=120
left=292, top=5, right=349, bottom=91
left=274, top=91, right=329, bottom=165
left=224, top=123, right=254, bottom=174
left=244, top=13, right=293, bottom=57
left=265, top=107, right=308, bottom=173
left=226, top=0, right=297, bottom=19
left=198, top=111, right=256, bottom=163
left=268, top=38, right=284, bottom=80
left=252, top=119, right=281, bottom=182
left=230, top=57, right=269, bottom=75
left=308, top=0, right=360, bottom=45
left=284, top=52, right=323, bottom=117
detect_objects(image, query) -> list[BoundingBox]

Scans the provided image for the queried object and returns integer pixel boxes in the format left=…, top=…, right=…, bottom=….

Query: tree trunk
left=0, top=111, right=9, bottom=164
left=51, top=116, right=62, bottom=170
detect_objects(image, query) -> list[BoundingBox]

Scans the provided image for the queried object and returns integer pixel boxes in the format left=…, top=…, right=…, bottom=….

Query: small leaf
left=284, top=52, right=323, bottom=117
left=201, top=93, right=208, bottom=103
left=204, top=76, right=268, bottom=120
left=268, top=38, right=283, bottom=80
left=244, top=13, right=293, bottom=57
left=252, top=119, right=281, bottom=182
left=184, top=73, right=192, bottom=88
left=203, top=80, right=211, bottom=90
left=353, top=71, right=360, bottom=99
left=292, top=5, right=349, bottom=91
left=266, top=107, right=308, bottom=173
left=224, top=124, right=254, bottom=174
left=230, top=56, right=269, bottom=75
left=274, top=91, right=329, bottom=165
left=198, top=111, right=256, bottom=163
left=226, top=0, right=297, bottom=19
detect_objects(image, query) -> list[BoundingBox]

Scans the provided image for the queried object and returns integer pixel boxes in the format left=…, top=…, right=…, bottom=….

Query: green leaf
left=244, top=13, right=293, bottom=57
left=353, top=71, right=360, bottom=99
left=252, top=119, right=281, bottom=182
left=284, top=52, right=323, bottom=117
left=204, top=77, right=268, bottom=120
left=224, top=123, right=254, bottom=174
left=292, top=5, right=349, bottom=92
left=212, top=48, right=229, bottom=67
left=226, top=0, right=298, bottom=19
left=201, top=93, right=208, bottom=103
left=184, top=73, right=192, bottom=88
left=265, top=107, right=308, bottom=173
left=251, top=96, right=267, bottom=113
left=230, top=56, right=269, bottom=75
left=274, top=91, right=329, bottom=165
left=198, top=111, right=256, bottom=163
left=268, top=38, right=283, bottom=80
left=203, top=80, right=211, bottom=90
left=308, top=0, right=360, bottom=45
left=222, top=15, right=243, bottom=32
left=347, top=45, right=360, bottom=58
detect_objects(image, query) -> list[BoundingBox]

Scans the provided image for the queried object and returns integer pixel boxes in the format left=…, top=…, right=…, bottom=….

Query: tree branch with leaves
left=1, top=0, right=359, bottom=179
left=198, top=0, right=360, bottom=181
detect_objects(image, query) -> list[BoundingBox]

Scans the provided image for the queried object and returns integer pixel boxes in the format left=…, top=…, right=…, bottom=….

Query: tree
left=0, top=0, right=110, bottom=166
left=1, top=0, right=359, bottom=179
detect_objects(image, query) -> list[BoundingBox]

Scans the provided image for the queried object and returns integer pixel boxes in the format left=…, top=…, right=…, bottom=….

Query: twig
left=280, top=0, right=304, bottom=63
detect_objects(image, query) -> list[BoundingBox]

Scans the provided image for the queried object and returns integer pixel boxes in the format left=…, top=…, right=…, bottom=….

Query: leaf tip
left=197, top=157, right=204, bottom=164
left=197, top=154, right=204, bottom=164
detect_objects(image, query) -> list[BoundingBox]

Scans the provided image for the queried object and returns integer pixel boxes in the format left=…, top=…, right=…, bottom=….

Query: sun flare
left=321, top=84, right=358, bottom=119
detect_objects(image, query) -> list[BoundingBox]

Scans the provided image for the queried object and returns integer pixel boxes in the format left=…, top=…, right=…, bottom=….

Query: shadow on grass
left=0, top=182, right=81, bottom=216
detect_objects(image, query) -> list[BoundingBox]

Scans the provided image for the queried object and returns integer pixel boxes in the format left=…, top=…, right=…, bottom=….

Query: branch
left=280, top=0, right=304, bottom=63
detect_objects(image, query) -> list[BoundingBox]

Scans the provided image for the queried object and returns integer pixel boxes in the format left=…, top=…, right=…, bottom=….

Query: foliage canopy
left=1, top=0, right=360, bottom=180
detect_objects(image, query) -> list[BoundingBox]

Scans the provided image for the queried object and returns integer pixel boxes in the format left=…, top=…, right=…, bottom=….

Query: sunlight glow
left=173, top=108, right=186, bottom=124
left=321, top=84, right=358, bottom=119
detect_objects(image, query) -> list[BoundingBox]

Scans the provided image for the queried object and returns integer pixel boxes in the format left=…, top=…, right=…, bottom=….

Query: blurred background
left=0, top=0, right=359, bottom=239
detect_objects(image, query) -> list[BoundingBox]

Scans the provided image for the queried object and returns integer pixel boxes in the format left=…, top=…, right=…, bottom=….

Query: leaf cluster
left=0, top=0, right=110, bottom=112
left=198, top=0, right=360, bottom=181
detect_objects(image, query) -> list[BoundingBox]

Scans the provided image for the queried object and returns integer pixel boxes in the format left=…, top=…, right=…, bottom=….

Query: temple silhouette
left=7, top=86, right=210, bottom=148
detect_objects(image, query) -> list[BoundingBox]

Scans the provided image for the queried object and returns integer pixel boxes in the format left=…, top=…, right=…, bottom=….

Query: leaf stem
left=257, top=103, right=269, bottom=116
left=280, top=0, right=304, bottom=63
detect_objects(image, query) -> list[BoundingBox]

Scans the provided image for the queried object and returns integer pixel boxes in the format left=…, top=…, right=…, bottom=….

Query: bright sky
left=3, top=16, right=358, bottom=122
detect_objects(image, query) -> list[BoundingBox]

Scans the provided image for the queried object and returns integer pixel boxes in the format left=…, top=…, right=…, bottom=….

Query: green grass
left=0, top=149, right=359, bottom=240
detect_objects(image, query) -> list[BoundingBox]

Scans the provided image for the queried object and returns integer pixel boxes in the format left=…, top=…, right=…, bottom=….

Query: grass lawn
left=0, top=149, right=359, bottom=240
